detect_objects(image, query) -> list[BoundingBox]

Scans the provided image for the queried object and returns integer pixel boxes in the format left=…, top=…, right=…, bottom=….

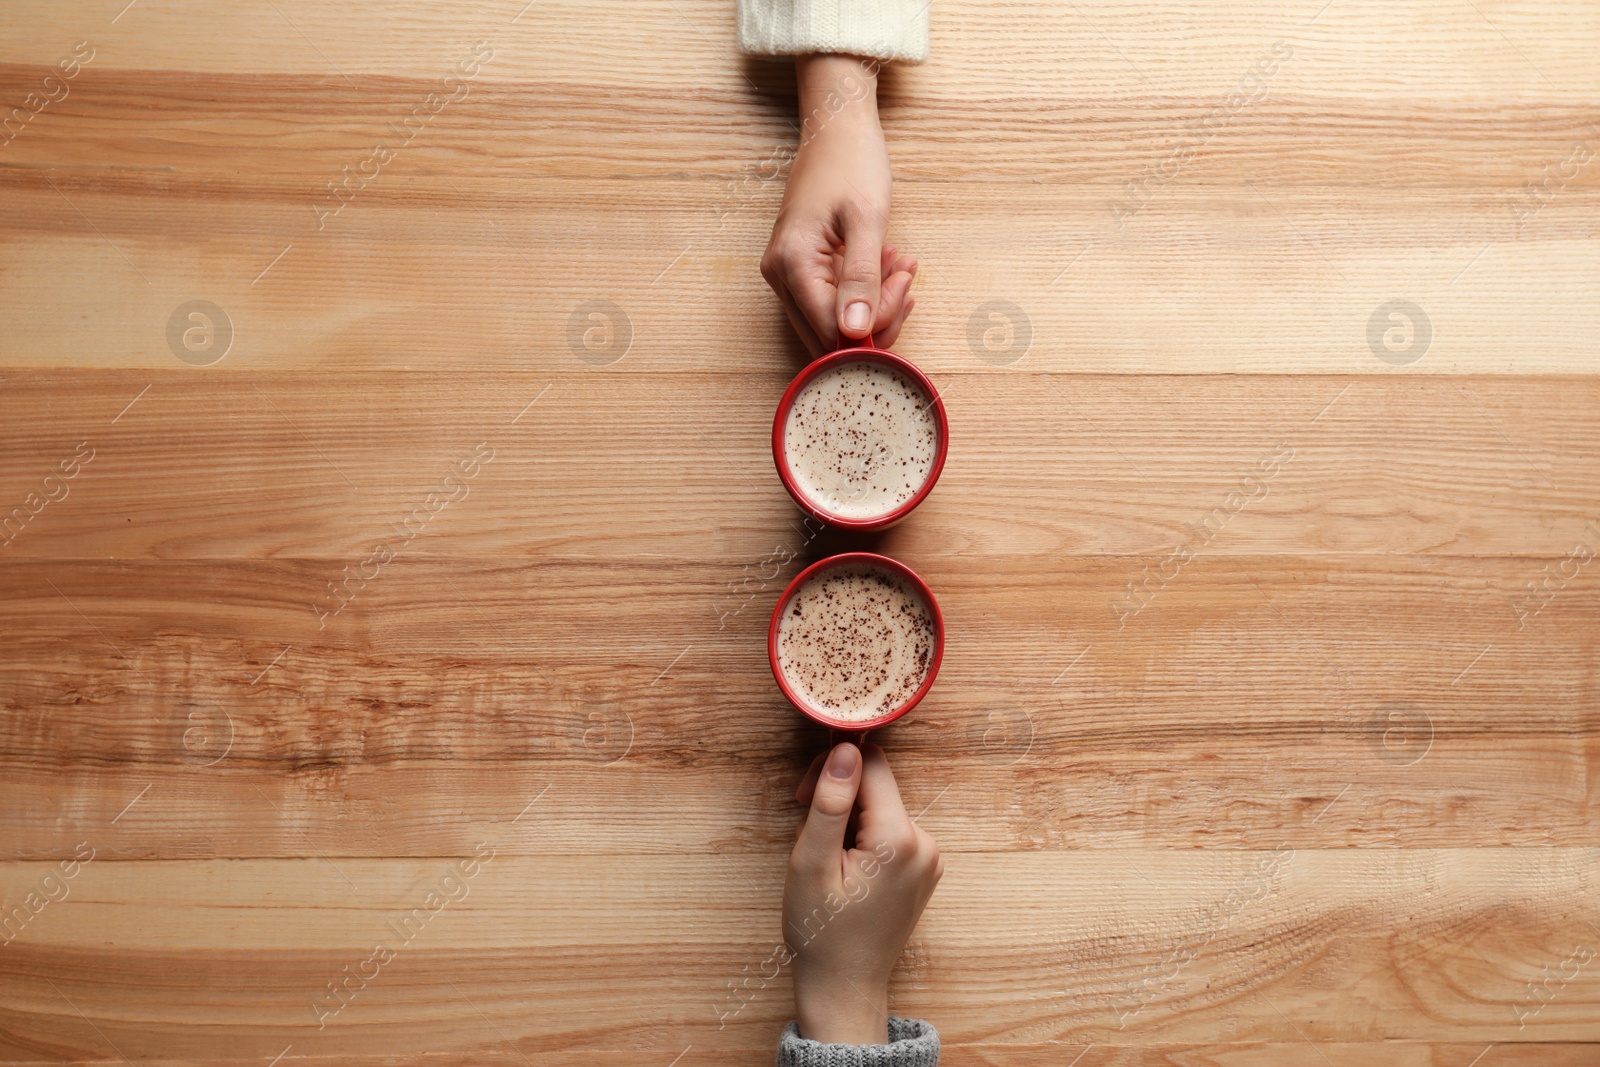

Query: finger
left=783, top=245, right=842, bottom=353
left=874, top=269, right=914, bottom=333
left=801, top=809, right=859, bottom=849
left=795, top=750, right=827, bottom=805
left=867, top=272, right=910, bottom=348
left=835, top=207, right=888, bottom=341
left=880, top=245, right=899, bottom=282
left=791, top=275, right=840, bottom=353
left=876, top=294, right=914, bottom=351
left=764, top=241, right=830, bottom=356
left=793, top=742, right=863, bottom=874
left=851, top=743, right=915, bottom=852
left=772, top=275, right=826, bottom=357
left=881, top=249, right=917, bottom=284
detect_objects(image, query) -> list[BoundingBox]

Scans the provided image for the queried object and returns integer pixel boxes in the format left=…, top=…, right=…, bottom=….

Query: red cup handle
left=834, top=332, right=878, bottom=352
left=829, top=727, right=869, bottom=747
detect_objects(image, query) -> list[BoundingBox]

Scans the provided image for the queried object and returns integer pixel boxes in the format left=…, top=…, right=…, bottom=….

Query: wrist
left=795, top=54, right=879, bottom=143
left=794, top=978, right=890, bottom=1046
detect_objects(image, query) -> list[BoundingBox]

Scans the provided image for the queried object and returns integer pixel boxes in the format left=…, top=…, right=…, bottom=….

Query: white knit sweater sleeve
left=737, top=0, right=929, bottom=63
left=777, top=1017, right=940, bottom=1066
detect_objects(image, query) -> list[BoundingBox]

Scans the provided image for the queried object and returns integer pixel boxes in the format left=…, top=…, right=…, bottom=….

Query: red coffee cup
left=772, top=337, right=948, bottom=531
left=768, top=551, right=945, bottom=735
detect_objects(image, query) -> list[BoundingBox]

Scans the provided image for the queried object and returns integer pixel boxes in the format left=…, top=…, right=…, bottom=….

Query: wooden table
left=2, top=1, right=1597, bottom=1063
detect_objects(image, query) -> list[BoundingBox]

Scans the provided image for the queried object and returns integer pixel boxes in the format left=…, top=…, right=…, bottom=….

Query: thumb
left=836, top=213, right=887, bottom=340
left=793, top=743, right=862, bottom=873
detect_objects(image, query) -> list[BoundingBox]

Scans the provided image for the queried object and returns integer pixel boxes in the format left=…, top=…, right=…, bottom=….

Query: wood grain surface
left=2, top=0, right=1597, bottom=1063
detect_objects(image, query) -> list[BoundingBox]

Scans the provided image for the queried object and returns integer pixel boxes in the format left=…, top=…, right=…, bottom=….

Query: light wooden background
left=2, top=0, right=1598, bottom=1063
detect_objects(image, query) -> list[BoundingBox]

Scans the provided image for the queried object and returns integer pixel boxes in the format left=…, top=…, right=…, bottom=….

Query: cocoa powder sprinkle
left=782, top=362, right=939, bottom=521
left=776, top=563, right=936, bottom=721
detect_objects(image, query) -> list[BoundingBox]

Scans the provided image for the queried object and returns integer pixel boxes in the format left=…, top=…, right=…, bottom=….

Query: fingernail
left=827, top=743, right=859, bottom=779
left=843, top=302, right=871, bottom=332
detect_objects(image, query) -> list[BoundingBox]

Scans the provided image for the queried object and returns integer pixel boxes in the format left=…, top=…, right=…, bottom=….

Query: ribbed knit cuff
left=738, top=0, right=930, bottom=64
left=776, top=1017, right=940, bottom=1066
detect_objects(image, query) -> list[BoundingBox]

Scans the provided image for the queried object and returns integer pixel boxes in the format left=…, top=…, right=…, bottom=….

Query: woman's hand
left=783, top=742, right=944, bottom=1044
left=761, top=54, right=917, bottom=357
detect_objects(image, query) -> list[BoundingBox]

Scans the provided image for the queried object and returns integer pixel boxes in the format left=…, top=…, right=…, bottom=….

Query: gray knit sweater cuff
left=777, top=1017, right=939, bottom=1066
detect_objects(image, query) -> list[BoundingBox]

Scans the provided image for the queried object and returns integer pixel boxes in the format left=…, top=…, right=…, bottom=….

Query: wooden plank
left=0, top=176, right=1594, bottom=374
left=3, top=556, right=1592, bottom=711
left=0, top=1050, right=1589, bottom=1067
left=0, top=735, right=1592, bottom=859
left=2, top=0, right=1598, bottom=94
left=2, top=0, right=1598, bottom=377
left=0, top=1051, right=1592, bottom=1067
left=0, top=373, right=1596, bottom=559
left=5, top=68, right=1600, bottom=183
left=0, top=852, right=1596, bottom=1057
left=0, top=554, right=1593, bottom=855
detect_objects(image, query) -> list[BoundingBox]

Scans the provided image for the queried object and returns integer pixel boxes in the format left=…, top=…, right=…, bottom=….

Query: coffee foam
left=783, top=361, right=938, bottom=521
left=776, top=563, right=936, bottom=722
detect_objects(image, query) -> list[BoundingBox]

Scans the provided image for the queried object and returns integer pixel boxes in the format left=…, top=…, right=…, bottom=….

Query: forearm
left=794, top=971, right=890, bottom=1044
left=795, top=53, right=880, bottom=148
